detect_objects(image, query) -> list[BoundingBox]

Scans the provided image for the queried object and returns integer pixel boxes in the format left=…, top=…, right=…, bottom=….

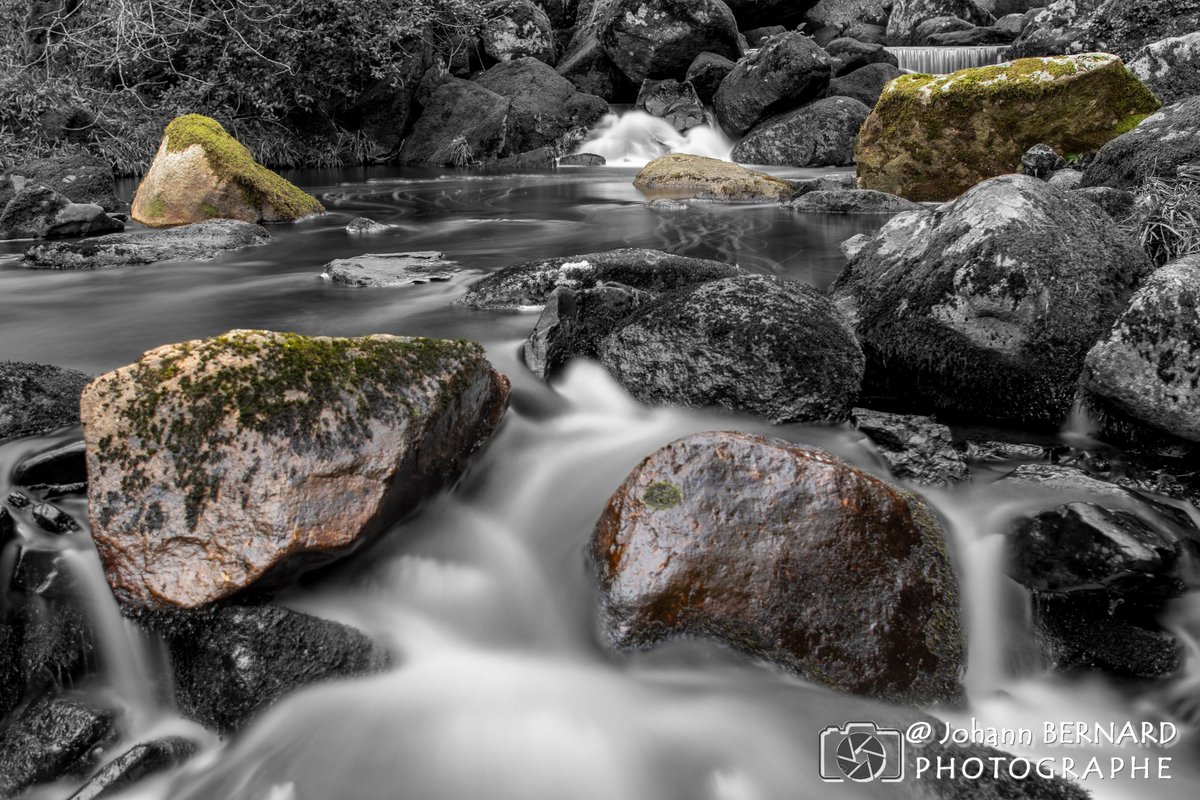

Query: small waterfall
left=888, top=45, right=1008, bottom=74
left=573, top=110, right=734, bottom=167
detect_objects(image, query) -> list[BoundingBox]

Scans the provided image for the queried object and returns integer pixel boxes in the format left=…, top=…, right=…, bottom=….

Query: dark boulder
left=743, top=25, right=786, bottom=47
left=732, top=96, right=870, bottom=167
left=1034, top=594, right=1181, bottom=678
left=14, top=440, right=88, bottom=486
left=852, top=408, right=969, bottom=485
left=1083, top=255, right=1200, bottom=444
left=787, top=188, right=926, bottom=213
left=474, top=58, right=609, bottom=157
left=535, top=0, right=578, bottom=28
left=1082, top=97, right=1200, bottom=189
left=556, top=0, right=636, bottom=101
left=481, top=0, right=556, bottom=64
left=23, top=219, right=269, bottom=270
left=724, top=0, right=810, bottom=26
left=6, top=154, right=119, bottom=211
left=887, top=0, right=994, bottom=45
left=714, top=32, right=833, bottom=138
left=825, top=37, right=898, bottom=76
left=0, top=590, right=93, bottom=718
left=1072, top=185, right=1136, bottom=219
left=685, top=51, right=736, bottom=103
left=826, top=62, right=903, bottom=108
left=524, top=283, right=653, bottom=378
left=591, top=430, right=964, bottom=704
left=67, top=737, right=198, bottom=800
left=138, top=604, right=390, bottom=732
left=928, top=24, right=1017, bottom=45
left=790, top=173, right=859, bottom=195
left=0, top=361, right=90, bottom=440
left=0, top=182, right=123, bottom=241
left=31, top=502, right=78, bottom=533
left=1007, top=0, right=1200, bottom=60
left=0, top=695, right=114, bottom=797
left=1021, top=143, right=1067, bottom=178
left=805, top=0, right=890, bottom=34
left=460, top=248, right=743, bottom=309
left=912, top=15, right=977, bottom=43
left=831, top=174, right=1152, bottom=425
left=1129, top=32, right=1200, bottom=106
left=398, top=78, right=512, bottom=166
left=601, top=0, right=741, bottom=85
left=597, top=274, right=865, bottom=423
left=321, top=252, right=458, bottom=287
left=635, top=79, right=705, bottom=132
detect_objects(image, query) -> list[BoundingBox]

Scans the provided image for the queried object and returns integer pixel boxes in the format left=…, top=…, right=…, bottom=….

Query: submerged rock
left=0, top=361, right=90, bottom=440
left=460, top=247, right=742, bottom=309
left=1083, top=256, right=1200, bottom=444
left=591, top=431, right=964, bottom=704
left=731, top=96, right=870, bottom=168
left=635, top=79, right=706, bottom=132
left=852, top=408, right=968, bottom=485
left=1082, top=96, right=1200, bottom=189
left=713, top=32, right=833, bottom=138
left=67, top=737, right=197, bottom=800
left=786, top=188, right=925, bottom=213
left=0, top=182, right=122, bottom=241
left=633, top=154, right=795, bottom=201
left=481, top=0, right=555, bottom=64
left=346, top=217, right=389, bottom=234
left=886, top=0, right=994, bottom=45
left=81, top=329, right=510, bottom=608
left=0, top=695, right=114, bottom=797
left=23, top=219, right=269, bottom=270
left=1129, top=32, right=1200, bottom=105
left=131, top=115, right=323, bottom=226
left=856, top=54, right=1161, bottom=201
left=5, top=154, right=119, bottom=212
left=597, top=274, right=865, bottom=423
left=600, top=0, right=740, bottom=85
left=832, top=174, right=1151, bottom=425
left=321, top=252, right=458, bottom=287
left=139, top=605, right=389, bottom=731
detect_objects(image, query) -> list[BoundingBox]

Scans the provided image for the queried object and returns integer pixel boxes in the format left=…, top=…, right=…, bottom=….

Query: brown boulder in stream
left=591, top=431, right=965, bottom=704
left=81, top=329, right=509, bottom=609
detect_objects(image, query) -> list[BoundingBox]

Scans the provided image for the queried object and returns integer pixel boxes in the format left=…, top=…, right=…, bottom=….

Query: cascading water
left=573, top=110, right=734, bottom=167
left=888, top=46, right=1009, bottom=74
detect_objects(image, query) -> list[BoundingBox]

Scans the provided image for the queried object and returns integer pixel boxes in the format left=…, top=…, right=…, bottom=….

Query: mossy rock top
left=856, top=53, right=1161, bottom=201
left=132, top=114, right=324, bottom=227
left=633, top=154, right=795, bottom=202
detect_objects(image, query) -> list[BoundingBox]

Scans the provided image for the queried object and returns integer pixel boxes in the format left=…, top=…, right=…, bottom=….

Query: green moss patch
left=634, top=154, right=794, bottom=201
left=163, top=114, right=324, bottom=219
left=643, top=481, right=683, bottom=510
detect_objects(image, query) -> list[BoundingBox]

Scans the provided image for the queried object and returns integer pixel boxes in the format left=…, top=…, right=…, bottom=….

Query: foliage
left=1126, top=177, right=1200, bottom=267
left=448, top=135, right=474, bottom=168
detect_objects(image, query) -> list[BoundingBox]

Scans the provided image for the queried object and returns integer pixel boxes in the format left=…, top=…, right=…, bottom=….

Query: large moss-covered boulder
left=856, top=53, right=1161, bottom=201
left=633, top=154, right=795, bottom=201
left=81, top=330, right=510, bottom=608
left=591, top=431, right=965, bottom=704
left=832, top=174, right=1152, bottom=425
left=131, top=115, right=323, bottom=227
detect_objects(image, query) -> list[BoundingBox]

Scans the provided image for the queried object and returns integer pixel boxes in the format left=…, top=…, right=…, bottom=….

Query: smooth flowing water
left=0, top=165, right=1196, bottom=800
left=888, top=46, right=1009, bottom=74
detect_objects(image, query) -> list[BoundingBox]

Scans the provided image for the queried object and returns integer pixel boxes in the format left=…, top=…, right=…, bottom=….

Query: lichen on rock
left=633, top=153, right=796, bottom=201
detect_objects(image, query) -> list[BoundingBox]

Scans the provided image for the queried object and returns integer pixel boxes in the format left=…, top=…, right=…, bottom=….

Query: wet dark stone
left=31, top=502, right=78, bottom=533
left=7, top=489, right=32, bottom=507
left=523, top=283, right=653, bottom=378
left=786, top=188, right=924, bottom=213
left=714, top=32, right=833, bottom=138
left=14, top=440, right=87, bottom=486
left=0, top=598, right=94, bottom=718
left=825, top=61, right=903, bottom=108
left=824, top=36, right=898, bottom=75
left=685, top=51, right=735, bottom=104
left=852, top=408, right=968, bottom=485
left=136, top=604, right=390, bottom=732
left=6, top=154, right=119, bottom=212
left=12, top=546, right=77, bottom=598
left=1034, top=593, right=1182, bottom=679
left=635, top=79, right=706, bottom=132
left=742, top=25, right=786, bottom=47
left=0, top=505, right=13, bottom=541
left=0, top=695, right=115, bottom=797
left=67, top=737, right=198, bottom=800
left=1021, top=143, right=1067, bottom=178
left=0, top=361, right=90, bottom=440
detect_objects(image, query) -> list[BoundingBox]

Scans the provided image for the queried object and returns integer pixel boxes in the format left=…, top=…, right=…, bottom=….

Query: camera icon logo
left=819, top=722, right=905, bottom=783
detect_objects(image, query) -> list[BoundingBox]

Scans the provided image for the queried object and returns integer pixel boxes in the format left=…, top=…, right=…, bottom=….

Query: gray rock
left=1005, top=0, right=1100, bottom=58
left=31, top=502, right=77, bottom=533
left=67, top=738, right=198, bottom=800
left=790, top=173, right=859, bottom=195
left=397, top=78, right=511, bottom=166
left=481, top=0, right=555, bottom=64
left=994, top=11, right=1028, bottom=35
left=852, top=408, right=968, bottom=484
left=685, top=51, right=736, bottom=104
left=928, top=24, right=1016, bottom=44
left=635, top=79, right=705, bottom=132
left=321, top=252, right=458, bottom=287
left=1084, top=255, right=1200, bottom=444
left=732, top=96, right=870, bottom=167
left=714, top=32, right=833, bottom=138
left=832, top=174, right=1152, bottom=424
left=22, top=219, right=270, bottom=270
left=840, top=233, right=870, bottom=259
left=6, top=154, right=119, bottom=211
left=912, top=15, right=978, bottom=43
left=805, top=0, right=890, bottom=32
left=559, top=152, right=607, bottom=166
left=1129, top=32, right=1200, bottom=105
left=0, top=182, right=123, bottom=241
left=845, top=22, right=888, bottom=44
left=829, top=62, right=901, bottom=109
left=135, top=605, right=390, bottom=732
left=787, top=188, right=925, bottom=213
left=460, top=248, right=743, bottom=309
left=0, top=696, right=114, bottom=797
left=598, top=274, right=865, bottom=423
left=601, top=0, right=740, bottom=85
left=0, top=362, right=90, bottom=440
left=825, top=36, right=899, bottom=75
left=524, top=283, right=652, bottom=378
left=888, top=0, right=994, bottom=45
left=1072, top=185, right=1136, bottom=219
left=1047, top=168, right=1083, bottom=188
left=346, top=217, right=389, bottom=234
left=556, top=14, right=634, bottom=102
left=743, top=25, right=787, bottom=48
left=1021, top=143, right=1067, bottom=178
left=1008, top=0, right=1200, bottom=62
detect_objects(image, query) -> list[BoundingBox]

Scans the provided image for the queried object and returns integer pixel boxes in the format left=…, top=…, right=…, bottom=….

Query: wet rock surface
left=523, top=283, right=652, bottom=378
left=597, top=274, right=865, bottom=423
left=786, top=188, right=925, bottom=214
left=1129, top=32, right=1200, bottom=106
left=886, top=0, right=994, bottom=45
left=0, top=695, right=115, bottom=797
left=852, top=408, right=968, bottom=485
left=67, top=737, right=198, bottom=800
left=0, top=361, right=90, bottom=440
left=832, top=174, right=1152, bottom=425
left=731, top=96, right=870, bottom=168
left=634, top=79, right=706, bottom=132
left=81, top=329, right=510, bottom=608
left=398, top=78, right=512, bottom=166
left=14, top=440, right=88, bottom=486
left=321, top=252, right=458, bottom=287
left=591, top=431, right=965, bottom=704
left=460, top=247, right=743, bottom=309
left=714, top=32, right=833, bottom=138
left=23, top=219, right=270, bottom=270
left=0, top=182, right=123, bottom=241
left=5, top=154, right=119, bottom=212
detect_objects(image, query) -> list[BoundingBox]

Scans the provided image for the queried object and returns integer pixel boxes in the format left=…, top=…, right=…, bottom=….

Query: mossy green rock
left=81, top=330, right=510, bottom=609
left=856, top=53, right=1161, bottom=201
left=592, top=431, right=965, bottom=704
left=633, top=154, right=795, bottom=201
left=131, top=115, right=324, bottom=227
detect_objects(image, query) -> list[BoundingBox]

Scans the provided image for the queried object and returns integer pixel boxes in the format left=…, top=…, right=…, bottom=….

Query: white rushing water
left=574, top=111, right=735, bottom=167
left=888, top=46, right=1009, bottom=74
